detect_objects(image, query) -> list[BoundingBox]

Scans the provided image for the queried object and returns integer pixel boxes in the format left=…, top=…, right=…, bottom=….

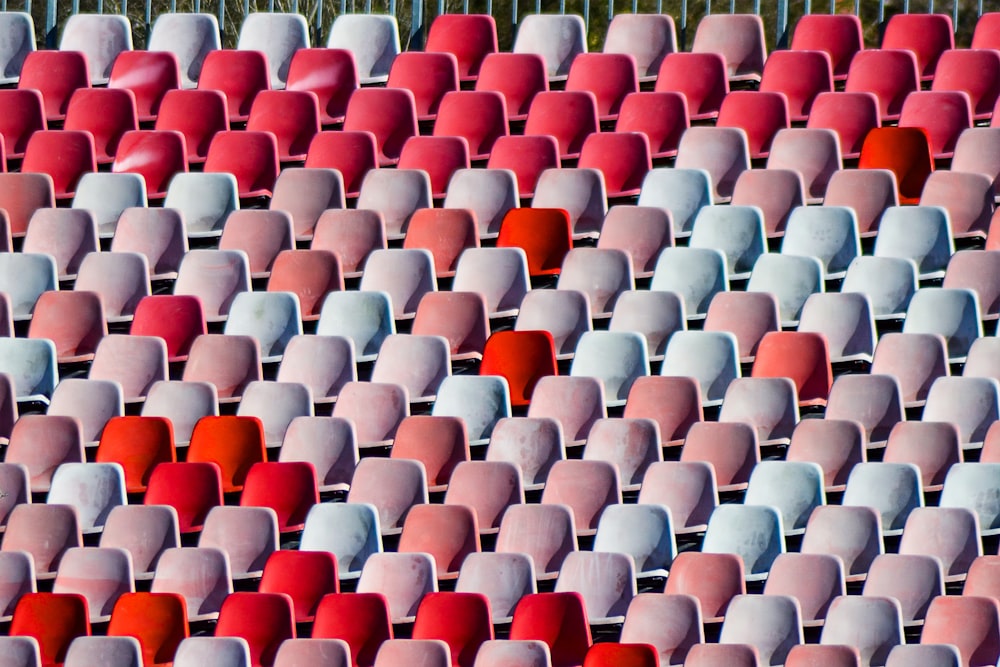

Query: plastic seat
left=196, top=50, right=269, bottom=123
left=569, top=331, right=649, bottom=407
left=764, top=553, right=845, bottom=628
left=659, top=331, right=739, bottom=407
left=637, top=460, right=718, bottom=535
left=197, top=506, right=278, bottom=581
left=767, top=128, right=843, bottom=204
left=370, top=334, right=451, bottom=403
left=46, top=463, right=126, bottom=535
left=663, top=552, right=745, bottom=623
left=173, top=637, right=251, bottom=667
left=744, top=460, right=826, bottom=537
left=508, top=592, right=591, bottom=667
left=63, top=88, right=139, bottom=165
left=299, top=503, right=383, bottom=581
left=99, top=505, right=180, bottom=581
left=0, top=337, right=58, bottom=406
left=245, top=90, right=320, bottom=163
left=236, top=380, right=313, bottom=449
left=5, top=414, right=84, bottom=494
left=154, top=89, right=229, bottom=164
left=359, top=248, right=437, bottom=318
left=64, top=636, right=141, bottom=667
left=824, top=168, right=899, bottom=238
left=315, top=291, right=394, bottom=363
left=691, top=13, right=766, bottom=82
left=390, top=416, right=469, bottom=492
left=273, top=639, right=351, bottom=667
left=332, top=381, right=409, bottom=447
left=149, top=547, right=232, bottom=622
left=899, top=91, right=973, bottom=160
left=655, top=52, right=728, bottom=121
left=843, top=462, right=924, bottom=537
left=341, top=88, right=418, bottom=167
left=675, top=127, right=751, bottom=203
left=398, top=505, right=481, bottom=581
left=649, top=246, right=729, bottom=322
left=701, top=505, right=785, bottom=582
left=885, top=644, right=962, bottom=667
left=486, top=135, right=559, bottom=199
left=591, top=503, right=674, bottom=581
left=111, top=131, right=187, bottom=203
left=203, top=130, right=279, bottom=199
left=356, top=171, right=433, bottom=240
left=128, top=297, right=205, bottom=366
left=718, top=377, right=800, bottom=445
left=541, top=459, right=621, bottom=537
left=444, top=168, right=520, bottom=239
left=106, top=592, right=188, bottom=667
left=747, top=254, right=825, bottom=327
left=528, top=170, right=605, bottom=242
left=556, top=248, right=633, bottom=319
left=512, top=14, right=587, bottom=81
left=939, top=463, right=1000, bottom=536
left=356, top=552, right=437, bottom=624
left=311, top=593, right=392, bottom=667
left=495, top=503, right=577, bottom=581
left=430, top=375, right=511, bottom=446
left=718, top=595, right=803, bottom=666
left=237, top=12, right=309, bottom=89
left=425, top=14, right=497, bottom=82
left=823, top=374, right=903, bottom=447
left=21, top=130, right=96, bottom=201
left=143, top=462, right=222, bottom=534
left=22, top=208, right=97, bottom=280
left=162, top=172, right=239, bottom=238
left=411, top=292, right=488, bottom=363
left=326, top=13, right=400, bottom=84
left=265, top=250, right=343, bottom=321
left=730, top=169, right=805, bottom=239
left=17, top=50, right=89, bottom=123
left=0, top=253, right=54, bottom=324
left=60, top=13, right=132, bottom=84
left=214, top=592, right=295, bottom=667
left=2, top=504, right=81, bottom=579
left=902, top=289, right=982, bottom=363
left=107, top=50, right=180, bottom=123
left=965, top=555, right=1000, bottom=602
left=0, top=172, right=54, bottom=241
left=883, top=421, right=961, bottom=492
left=618, top=594, right=702, bottom=665
left=10, top=593, right=90, bottom=667
left=750, top=331, right=832, bottom=407
left=26, top=291, right=105, bottom=364
left=147, top=13, right=220, bottom=88
left=684, top=644, right=760, bottom=667
left=474, top=52, right=547, bottom=125
left=615, top=92, right=688, bottom=163
left=845, top=49, right=920, bottom=122
left=523, top=91, right=599, bottom=161
left=277, top=416, right=357, bottom=493
left=790, top=13, right=863, bottom=81
left=52, top=547, right=134, bottom=623
left=173, top=250, right=250, bottom=322
left=918, top=598, right=1000, bottom=667
left=485, top=416, right=566, bottom=491
left=716, top=91, right=790, bottom=159
left=604, top=13, right=676, bottom=82
left=795, top=292, right=875, bottom=365
left=881, top=12, right=954, bottom=82
left=582, top=644, right=658, bottom=667
left=861, top=553, right=944, bottom=628
left=267, top=171, right=345, bottom=242
left=240, top=461, right=319, bottom=533
left=396, top=137, right=470, bottom=200
left=817, top=599, right=906, bottom=667
left=0, top=89, right=44, bottom=162
left=181, top=334, right=262, bottom=405
left=73, top=252, right=150, bottom=324
left=444, top=460, right=523, bottom=535
left=680, top=421, right=759, bottom=492
left=259, top=551, right=339, bottom=623
left=0, top=11, right=34, bottom=85
left=565, top=53, right=638, bottom=121
left=800, top=505, right=884, bottom=584
left=274, top=336, right=354, bottom=408
left=385, top=51, right=458, bottom=123
left=95, top=416, right=174, bottom=493
left=858, top=128, right=934, bottom=204
left=897, top=507, right=981, bottom=584
left=922, top=172, right=995, bottom=241
left=348, top=458, right=428, bottom=536
left=759, top=49, right=832, bottom=122
left=432, top=91, right=508, bottom=161
left=223, top=291, right=301, bottom=362
left=577, top=132, right=651, bottom=199
left=952, top=127, right=1000, bottom=192
left=284, top=48, right=357, bottom=127
left=454, top=553, right=535, bottom=626
left=0, top=463, right=29, bottom=534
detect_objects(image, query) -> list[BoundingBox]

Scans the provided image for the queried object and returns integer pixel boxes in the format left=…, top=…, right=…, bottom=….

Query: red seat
left=425, top=14, right=498, bottom=82
left=18, top=50, right=90, bottom=122
left=21, top=130, right=96, bottom=201
left=342, top=87, right=419, bottom=166
left=479, top=330, right=558, bottom=408
left=285, top=48, right=359, bottom=126
left=112, top=130, right=188, bottom=199
left=197, top=49, right=270, bottom=123
left=154, top=89, right=229, bottom=164
left=108, top=50, right=181, bottom=122
left=203, top=130, right=280, bottom=199
left=63, top=86, right=141, bottom=164
left=246, top=90, right=320, bottom=163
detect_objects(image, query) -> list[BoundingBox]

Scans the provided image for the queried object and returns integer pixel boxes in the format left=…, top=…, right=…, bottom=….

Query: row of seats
left=5, top=588, right=996, bottom=666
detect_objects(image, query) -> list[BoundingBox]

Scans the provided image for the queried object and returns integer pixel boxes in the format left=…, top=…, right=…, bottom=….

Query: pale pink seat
left=347, top=458, right=428, bottom=536
left=150, top=546, right=233, bottom=622
left=88, top=335, right=169, bottom=405
left=764, top=553, right=845, bottom=628
left=52, top=547, right=134, bottom=622
left=2, top=503, right=82, bottom=580
left=356, top=552, right=437, bottom=624
left=99, top=505, right=180, bottom=581
left=862, top=553, right=944, bottom=627
left=495, top=503, right=577, bottom=581
left=637, top=461, right=718, bottom=535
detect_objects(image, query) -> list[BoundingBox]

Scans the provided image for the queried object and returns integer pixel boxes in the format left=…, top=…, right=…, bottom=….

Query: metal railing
left=4, top=0, right=996, bottom=54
